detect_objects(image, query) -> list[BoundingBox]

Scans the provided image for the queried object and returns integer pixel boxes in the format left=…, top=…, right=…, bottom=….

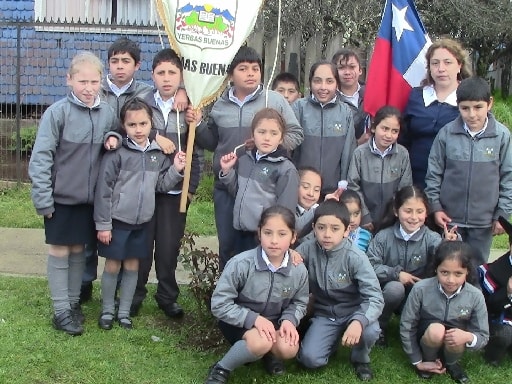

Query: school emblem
left=150, top=155, right=158, bottom=163
left=484, top=147, right=495, bottom=158
left=336, top=273, right=350, bottom=284
left=411, top=254, right=423, bottom=265
left=175, top=1, right=236, bottom=50
left=281, top=287, right=293, bottom=298
left=261, top=167, right=270, bottom=176
left=457, top=307, right=471, bottom=320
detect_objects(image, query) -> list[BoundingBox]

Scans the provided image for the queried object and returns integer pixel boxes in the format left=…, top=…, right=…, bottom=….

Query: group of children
left=28, top=37, right=512, bottom=383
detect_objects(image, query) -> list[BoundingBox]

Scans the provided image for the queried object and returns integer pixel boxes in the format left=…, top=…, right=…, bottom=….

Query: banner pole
left=179, top=113, right=197, bottom=213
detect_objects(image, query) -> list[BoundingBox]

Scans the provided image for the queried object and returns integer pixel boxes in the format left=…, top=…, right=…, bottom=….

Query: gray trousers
left=457, top=226, right=493, bottom=266
left=297, top=315, right=380, bottom=368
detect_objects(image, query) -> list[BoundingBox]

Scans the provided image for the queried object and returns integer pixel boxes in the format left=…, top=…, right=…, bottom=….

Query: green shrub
left=9, top=126, right=38, bottom=152
left=179, top=232, right=220, bottom=320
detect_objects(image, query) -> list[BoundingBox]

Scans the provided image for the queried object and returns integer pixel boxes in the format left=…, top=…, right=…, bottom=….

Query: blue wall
left=0, top=0, right=165, bottom=105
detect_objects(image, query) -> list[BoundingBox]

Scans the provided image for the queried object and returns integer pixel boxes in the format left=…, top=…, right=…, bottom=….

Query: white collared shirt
left=106, top=75, right=133, bottom=97
left=261, top=249, right=289, bottom=273
left=312, top=94, right=337, bottom=108
left=128, top=137, right=150, bottom=151
left=154, top=91, right=175, bottom=125
left=71, top=92, right=101, bottom=109
left=399, top=224, right=421, bottom=241
left=371, top=137, right=393, bottom=158
left=339, top=83, right=361, bottom=107
left=422, top=85, right=457, bottom=107
left=228, top=85, right=261, bottom=107
left=464, top=118, right=488, bottom=138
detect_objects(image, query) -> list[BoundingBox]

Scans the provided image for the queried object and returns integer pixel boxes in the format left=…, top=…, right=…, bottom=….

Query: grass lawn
left=1, top=276, right=510, bottom=384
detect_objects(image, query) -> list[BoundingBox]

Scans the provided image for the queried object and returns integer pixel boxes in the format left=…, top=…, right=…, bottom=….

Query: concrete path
left=0, top=227, right=218, bottom=284
left=0, top=227, right=505, bottom=282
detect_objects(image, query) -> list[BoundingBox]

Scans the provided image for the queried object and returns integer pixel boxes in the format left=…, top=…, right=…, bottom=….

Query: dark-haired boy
left=271, top=72, right=301, bottom=104
left=195, top=46, right=303, bottom=269
left=296, top=200, right=384, bottom=381
left=425, top=77, right=512, bottom=266
left=129, top=48, right=202, bottom=318
left=332, top=49, right=369, bottom=145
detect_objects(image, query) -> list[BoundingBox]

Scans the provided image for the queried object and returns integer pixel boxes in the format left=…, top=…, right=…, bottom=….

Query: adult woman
left=400, top=38, right=472, bottom=189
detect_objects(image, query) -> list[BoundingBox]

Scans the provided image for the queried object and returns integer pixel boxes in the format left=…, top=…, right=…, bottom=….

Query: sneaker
left=353, top=362, right=373, bottom=381
left=262, top=352, right=285, bottom=375
left=446, top=363, right=469, bottom=384
left=79, top=282, right=93, bottom=304
left=70, top=303, right=85, bottom=326
left=205, top=363, right=230, bottom=384
left=53, top=310, right=83, bottom=336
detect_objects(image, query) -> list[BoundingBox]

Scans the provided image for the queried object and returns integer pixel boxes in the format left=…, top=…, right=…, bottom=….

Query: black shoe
left=130, top=302, right=142, bottom=317
left=353, top=362, right=373, bottom=381
left=157, top=301, right=184, bottom=318
left=79, top=282, right=93, bottom=304
left=446, top=363, right=469, bottom=384
left=98, top=312, right=115, bottom=330
left=415, top=367, right=433, bottom=379
left=70, top=303, right=85, bottom=326
left=118, top=317, right=133, bottom=330
left=53, top=311, right=83, bottom=336
left=205, top=363, right=230, bottom=384
left=262, top=352, right=285, bottom=375
left=375, top=331, right=388, bottom=348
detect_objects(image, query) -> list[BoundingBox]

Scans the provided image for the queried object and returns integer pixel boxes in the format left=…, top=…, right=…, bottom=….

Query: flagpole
left=179, top=112, right=197, bottom=212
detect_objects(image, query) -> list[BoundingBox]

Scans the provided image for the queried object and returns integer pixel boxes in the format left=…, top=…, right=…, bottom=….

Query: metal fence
left=0, top=19, right=167, bottom=184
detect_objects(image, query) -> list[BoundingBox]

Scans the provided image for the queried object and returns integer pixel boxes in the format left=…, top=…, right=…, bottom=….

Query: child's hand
left=104, top=136, right=118, bottom=151
left=278, top=320, right=299, bottom=346
left=155, top=133, right=176, bottom=155
left=173, top=151, right=186, bottom=172
left=173, top=88, right=189, bottom=111
left=508, top=276, right=512, bottom=297
left=97, top=230, right=112, bottom=245
left=185, top=106, right=202, bottom=124
left=416, top=359, right=445, bottom=374
left=289, top=249, right=303, bottom=266
left=325, top=189, right=341, bottom=201
left=443, top=224, right=459, bottom=241
left=220, top=153, right=237, bottom=174
left=492, top=220, right=505, bottom=235
left=399, top=271, right=421, bottom=285
left=434, top=211, right=452, bottom=229
left=444, top=328, right=473, bottom=347
left=45, top=213, right=53, bottom=219
left=254, top=315, right=276, bottom=343
left=341, top=320, right=362, bottom=346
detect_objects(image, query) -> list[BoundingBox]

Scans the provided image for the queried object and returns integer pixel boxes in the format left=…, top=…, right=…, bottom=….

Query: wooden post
left=179, top=115, right=197, bottom=212
left=284, top=32, right=301, bottom=82
left=304, top=34, right=322, bottom=96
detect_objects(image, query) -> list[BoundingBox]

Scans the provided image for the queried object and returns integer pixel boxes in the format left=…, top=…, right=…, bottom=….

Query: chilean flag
left=364, top=0, right=431, bottom=117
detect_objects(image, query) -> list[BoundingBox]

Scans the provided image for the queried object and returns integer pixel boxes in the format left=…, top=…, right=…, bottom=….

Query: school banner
left=155, top=0, right=265, bottom=109
left=155, top=0, right=265, bottom=211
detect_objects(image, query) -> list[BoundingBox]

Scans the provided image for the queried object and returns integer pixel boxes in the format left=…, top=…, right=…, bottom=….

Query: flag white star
left=392, top=3, right=414, bottom=41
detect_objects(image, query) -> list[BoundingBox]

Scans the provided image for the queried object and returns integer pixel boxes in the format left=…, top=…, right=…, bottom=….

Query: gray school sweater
left=348, top=140, right=412, bottom=225
left=296, top=238, right=383, bottom=329
left=425, top=114, right=512, bottom=227
left=219, top=147, right=299, bottom=232
left=211, top=246, right=309, bottom=329
left=29, top=93, right=119, bottom=216
left=94, top=139, right=183, bottom=230
left=195, top=86, right=303, bottom=182
left=367, top=224, right=442, bottom=283
left=400, top=277, right=489, bottom=364
left=292, top=95, right=357, bottom=193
